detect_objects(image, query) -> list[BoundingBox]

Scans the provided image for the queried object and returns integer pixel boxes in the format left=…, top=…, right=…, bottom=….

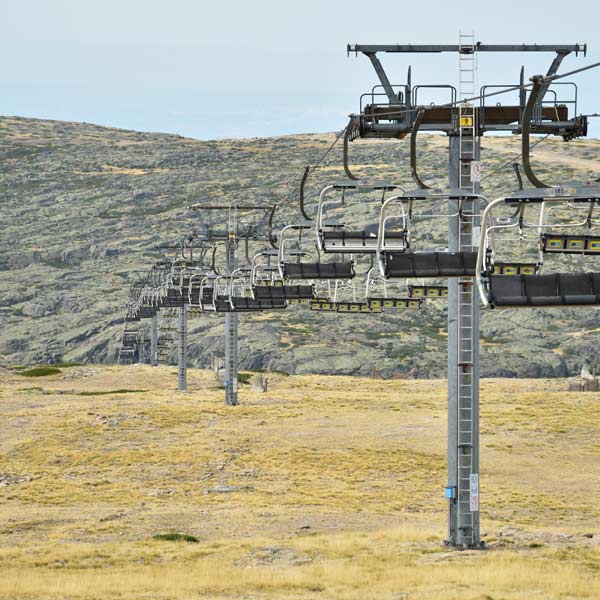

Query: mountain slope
left=1, top=115, right=600, bottom=377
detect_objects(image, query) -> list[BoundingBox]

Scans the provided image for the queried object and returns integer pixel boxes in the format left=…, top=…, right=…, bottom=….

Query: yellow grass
left=0, top=366, right=598, bottom=599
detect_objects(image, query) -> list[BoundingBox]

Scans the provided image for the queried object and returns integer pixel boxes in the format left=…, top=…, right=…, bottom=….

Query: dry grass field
left=0, top=365, right=599, bottom=599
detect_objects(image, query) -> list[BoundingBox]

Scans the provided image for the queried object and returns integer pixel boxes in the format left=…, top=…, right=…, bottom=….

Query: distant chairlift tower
left=225, top=212, right=239, bottom=406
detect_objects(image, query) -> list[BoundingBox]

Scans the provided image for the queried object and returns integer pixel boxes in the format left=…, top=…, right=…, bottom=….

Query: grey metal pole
left=138, top=331, right=145, bottom=364
left=150, top=313, right=158, bottom=366
left=447, top=138, right=460, bottom=545
left=225, top=235, right=239, bottom=405
left=177, top=306, right=187, bottom=391
left=446, top=134, right=481, bottom=548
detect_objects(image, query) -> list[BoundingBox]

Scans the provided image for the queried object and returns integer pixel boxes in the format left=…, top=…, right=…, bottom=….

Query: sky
left=2, top=0, right=600, bottom=139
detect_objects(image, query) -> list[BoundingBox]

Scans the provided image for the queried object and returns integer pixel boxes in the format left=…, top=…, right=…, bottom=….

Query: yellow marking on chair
left=588, top=240, right=600, bottom=252
left=567, top=239, right=584, bottom=250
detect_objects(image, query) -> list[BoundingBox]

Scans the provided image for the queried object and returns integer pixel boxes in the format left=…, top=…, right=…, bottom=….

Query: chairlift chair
left=251, top=250, right=315, bottom=301
left=365, top=267, right=423, bottom=310
left=278, top=222, right=355, bottom=280
left=377, top=190, right=481, bottom=279
left=315, top=182, right=406, bottom=254
left=476, top=188, right=600, bottom=307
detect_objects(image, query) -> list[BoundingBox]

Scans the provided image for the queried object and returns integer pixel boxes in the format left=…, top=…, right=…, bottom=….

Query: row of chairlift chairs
left=123, top=177, right=600, bottom=337
left=123, top=183, right=461, bottom=327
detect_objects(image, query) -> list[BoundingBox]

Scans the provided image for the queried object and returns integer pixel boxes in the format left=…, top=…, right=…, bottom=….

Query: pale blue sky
left=2, top=0, right=599, bottom=138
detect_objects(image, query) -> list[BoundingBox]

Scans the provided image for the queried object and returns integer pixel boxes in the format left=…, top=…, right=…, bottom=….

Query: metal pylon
left=446, top=33, right=481, bottom=549
left=177, top=306, right=187, bottom=391
left=138, top=331, right=146, bottom=364
left=225, top=231, right=239, bottom=406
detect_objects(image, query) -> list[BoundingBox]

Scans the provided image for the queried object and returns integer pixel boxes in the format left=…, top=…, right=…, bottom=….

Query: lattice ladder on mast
left=119, top=320, right=139, bottom=365
left=157, top=309, right=177, bottom=363
left=177, top=305, right=187, bottom=391
left=225, top=206, right=239, bottom=406
left=456, top=31, right=478, bottom=547
left=459, top=31, right=477, bottom=189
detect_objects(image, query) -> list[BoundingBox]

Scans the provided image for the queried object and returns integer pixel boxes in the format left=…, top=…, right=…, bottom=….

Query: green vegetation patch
left=237, top=373, right=252, bottom=385
left=18, top=367, right=62, bottom=377
left=152, top=533, right=199, bottom=543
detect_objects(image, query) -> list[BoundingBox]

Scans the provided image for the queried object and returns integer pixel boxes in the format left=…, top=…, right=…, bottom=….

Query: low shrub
left=152, top=533, right=198, bottom=543
left=237, top=373, right=252, bottom=385
left=19, top=367, right=62, bottom=377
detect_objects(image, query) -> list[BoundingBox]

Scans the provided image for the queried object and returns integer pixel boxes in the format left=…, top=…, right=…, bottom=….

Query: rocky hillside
left=1, top=115, right=600, bottom=377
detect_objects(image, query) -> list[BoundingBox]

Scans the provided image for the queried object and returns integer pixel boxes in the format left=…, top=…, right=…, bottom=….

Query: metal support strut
left=177, top=306, right=187, bottom=391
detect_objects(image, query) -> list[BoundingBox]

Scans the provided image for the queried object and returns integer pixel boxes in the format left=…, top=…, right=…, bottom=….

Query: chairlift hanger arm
left=522, top=75, right=551, bottom=189
left=343, top=119, right=359, bottom=181
left=299, top=167, right=312, bottom=219
left=410, top=108, right=431, bottom=190
left=268, top=204, right=278, bottom=249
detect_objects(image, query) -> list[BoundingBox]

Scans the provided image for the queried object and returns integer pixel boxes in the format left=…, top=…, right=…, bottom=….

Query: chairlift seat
left=384, top=251, right=477, bottom=278
left=408, top=285, right=448, bottom=298
left=557, top=273, right=597, bottom=305
left=309, top=300, right=337, bottom=311
left=488, top=275, right=528, bottom=306
left=336, top=302, right=376, bottom=313
left=321, top=229, right=406, bottom=252
left=368, top=297, right=423, bottom=309
left=214, top=295, right=286, bottom=312
left=282, top=262, right=355, bottom=280
left=523, top=274, right=561, bottom=306
left=541, top=233, right=600, bottom=254
left=488, top=272, right=600, bottom=307
left=492, top=262, right=538, bottom=276
left=254, top=284, right=315, bottom=300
